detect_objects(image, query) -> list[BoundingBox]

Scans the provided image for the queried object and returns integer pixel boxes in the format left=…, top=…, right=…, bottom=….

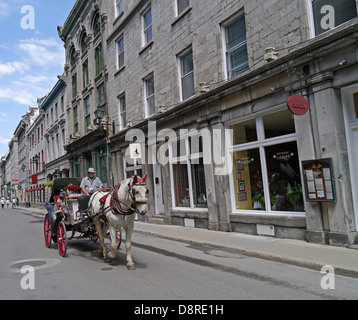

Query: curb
left=133, top=229, right=358, bottom=279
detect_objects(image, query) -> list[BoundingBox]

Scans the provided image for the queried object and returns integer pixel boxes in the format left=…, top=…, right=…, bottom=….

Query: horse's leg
left=94, top=218, right=108, bottom=260
left=125, top=222, right=136, bottom=270
left=108, top=225, right=118, bottom=260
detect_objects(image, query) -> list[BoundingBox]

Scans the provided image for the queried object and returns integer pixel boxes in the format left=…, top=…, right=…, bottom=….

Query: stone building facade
left=41, top=79, right=71, bottom=185
left=58, top=0, right=358, bottom=246
left=58, top=0, right=111, bottom=187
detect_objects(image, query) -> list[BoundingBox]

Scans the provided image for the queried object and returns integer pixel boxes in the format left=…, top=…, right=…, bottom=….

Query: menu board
left=302, top=158, right=336, bottom=202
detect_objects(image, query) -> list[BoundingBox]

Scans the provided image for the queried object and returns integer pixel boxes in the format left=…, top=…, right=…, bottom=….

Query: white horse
left=88, top=174, right=149, bottom=270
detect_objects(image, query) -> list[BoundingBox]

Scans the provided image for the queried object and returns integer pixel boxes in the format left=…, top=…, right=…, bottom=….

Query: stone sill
left=230, top=212, right=306, bottom=228
left=171, top=6, right=192, bottom=26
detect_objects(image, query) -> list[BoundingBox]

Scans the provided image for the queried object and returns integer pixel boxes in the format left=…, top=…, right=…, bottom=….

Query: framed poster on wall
left=301, top=158, right=336, bottom=202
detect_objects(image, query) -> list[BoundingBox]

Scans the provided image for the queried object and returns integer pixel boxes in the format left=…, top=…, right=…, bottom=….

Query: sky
left=0, top=0, right=76, bottom=157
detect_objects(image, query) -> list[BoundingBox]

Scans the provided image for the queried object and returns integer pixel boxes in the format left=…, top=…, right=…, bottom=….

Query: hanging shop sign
left=301, top=158, right=336, bottom=202
left=287, top=94, right=309, bottom=116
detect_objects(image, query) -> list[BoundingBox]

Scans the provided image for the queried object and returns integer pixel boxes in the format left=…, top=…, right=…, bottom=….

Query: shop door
left=342, top=86, right=358, bottom=230
left=153, top=163, right=164, bottom=215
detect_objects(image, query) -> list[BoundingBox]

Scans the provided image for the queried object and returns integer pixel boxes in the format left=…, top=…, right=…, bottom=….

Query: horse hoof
left=127, top=264, right=136, bottom=271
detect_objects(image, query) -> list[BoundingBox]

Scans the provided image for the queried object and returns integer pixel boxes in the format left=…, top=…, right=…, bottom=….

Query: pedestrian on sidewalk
left=0, top=198, right=4, bottom=209
left=12, top=198, right=16, bottom=208
left=6, top=198, right=10, bottom=209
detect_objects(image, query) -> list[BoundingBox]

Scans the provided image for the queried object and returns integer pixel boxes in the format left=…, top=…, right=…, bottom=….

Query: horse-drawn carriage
left=43, top=178, right=121, bottom=257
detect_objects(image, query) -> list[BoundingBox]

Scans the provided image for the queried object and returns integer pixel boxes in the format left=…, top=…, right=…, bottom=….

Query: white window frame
left=116, top=36, right=124, bottom=70
left=118, top=94, right=127, bottom=131
left=123, top=157, right=142, bottom=179
left=176, top=0, right=190, bottom=16
left=115, top=0, right=123, bottom=17
left=144, top=74, right=155, bottom=118
left=142, top=7, right=153, bottom=46
left=178, top=48, right=195, bottom=102
left=169, top=134, right=208, bottom=211
left=227, top=106, right=305, bottom=217
left=221, top=12, right=249, bottom=80
left=306, top=0, right=358, bottom=38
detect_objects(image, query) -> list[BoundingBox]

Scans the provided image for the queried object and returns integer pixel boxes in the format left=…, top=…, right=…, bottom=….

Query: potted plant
left=252, top=190, right=276, bottom=210
left=286, top=184, right=304, bottom=212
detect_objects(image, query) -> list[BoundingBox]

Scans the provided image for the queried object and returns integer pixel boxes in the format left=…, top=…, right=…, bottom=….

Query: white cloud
left=0, top=37, right=65, bottom=106
left=18, top=38, right=65, bottom=67
left=0, top=1, right=10, bottom=21
left=0, top=61, right=28, bottom=77
left=0, top=136, right=10, bottom=145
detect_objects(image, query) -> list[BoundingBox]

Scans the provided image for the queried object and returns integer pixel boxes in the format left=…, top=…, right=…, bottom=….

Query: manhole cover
left=11, top=260, right=47, bottom=270
left=101, top=267, right=113, bottom=271
left=10, top=258, right=61, bottom=273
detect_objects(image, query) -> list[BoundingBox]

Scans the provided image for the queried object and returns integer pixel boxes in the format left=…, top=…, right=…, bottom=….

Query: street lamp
left=94, top=105, right=105, bottom=121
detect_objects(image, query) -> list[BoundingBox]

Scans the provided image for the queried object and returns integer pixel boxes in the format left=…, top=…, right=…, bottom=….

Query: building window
left=55, top=103, right=58, bottom=119
left=72, top=73, right=77, bottom=99
left=95, top=44, right=104, bottom=75
left=97, top=83, right=106, bottom=108
left=93, top=12, right=101, bottom=38
left=118, top=94, right=127, bottom=131
left=115, top=0, right=123, bottom=17
left=61, top=96, right=65, bottom=114
left=124, top=158, right=142, bottom=179
left=84, top=96, right=91, bottom=133
left=179, top=49, right=195, bottom=101
left=177, top=0, right=190, bottom=15
left=83, top=60, right=89, bottom=87
left=309, top=0, right=358, bottom=36
left=223, top=14, right=249, bottom=79
left=229, top=109, right=304, bottom=213
left=142, top=8, right=152, bottom=45
left=62, top=129, right=66, bottom=146
left=50, top=108, right=53, bottom=123
left=144, top=74, right=155, bottom=117
left=73, top=106, right=79, bottom=133
left=117, top=37, right=124, bottom=69
left=70, top=48, right=76, bottom=67
left=80, top=32, right=88, bottom=53
left=170, top=136, right=208, bottom=209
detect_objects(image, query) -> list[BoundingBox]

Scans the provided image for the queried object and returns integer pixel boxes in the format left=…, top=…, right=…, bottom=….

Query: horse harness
left=98, top=182, right=147, bottom=218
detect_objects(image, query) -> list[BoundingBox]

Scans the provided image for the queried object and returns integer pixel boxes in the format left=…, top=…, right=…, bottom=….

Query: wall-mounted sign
left=287, top=94, right=309, bottom=116
left=302, top=158, right=336, bottom=202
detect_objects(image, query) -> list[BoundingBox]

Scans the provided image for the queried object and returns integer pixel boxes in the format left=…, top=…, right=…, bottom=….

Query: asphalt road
left=1, top=207, right=358, bottom=301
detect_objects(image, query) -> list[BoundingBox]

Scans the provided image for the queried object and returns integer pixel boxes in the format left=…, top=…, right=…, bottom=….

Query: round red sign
left=287, top=94, right=309, bottom=116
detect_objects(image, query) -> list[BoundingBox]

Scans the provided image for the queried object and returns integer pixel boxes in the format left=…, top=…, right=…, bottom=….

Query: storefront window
left=262, top=110, right=295, bottom=139
left=173, top=164, right=190, bottom=207
left=233, top=148, right=265, bottom=210
left=230, top=110, right=304, bottom=214
left=265, top=142, right=304, bottom=212
left=230, top=119, right=257, bottom=145
left=170, top=136, right=208, bottom=209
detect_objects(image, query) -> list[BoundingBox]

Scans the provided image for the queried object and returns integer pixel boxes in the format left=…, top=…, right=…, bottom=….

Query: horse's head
left=129, top=174, right=149, bottom=216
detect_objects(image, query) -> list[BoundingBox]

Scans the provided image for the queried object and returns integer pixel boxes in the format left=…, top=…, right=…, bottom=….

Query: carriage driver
left=80, top=168, right=104, bottom=198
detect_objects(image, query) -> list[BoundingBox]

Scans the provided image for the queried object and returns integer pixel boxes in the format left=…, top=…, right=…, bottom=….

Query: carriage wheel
left=57, top=221, right=67, bottom=257
left=44, top=214, right=52, bottom=248
left=116, top=229, right=122, bottom=249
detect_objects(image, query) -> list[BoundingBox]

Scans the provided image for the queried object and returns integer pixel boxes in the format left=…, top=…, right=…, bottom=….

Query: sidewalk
left=134, top=222, right=358, bottom=278
left=16, top=206, right=358, bottom=278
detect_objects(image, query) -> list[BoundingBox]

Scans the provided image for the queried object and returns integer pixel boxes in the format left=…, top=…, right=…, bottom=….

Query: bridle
left=110, top=182, right=148, bottom=217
